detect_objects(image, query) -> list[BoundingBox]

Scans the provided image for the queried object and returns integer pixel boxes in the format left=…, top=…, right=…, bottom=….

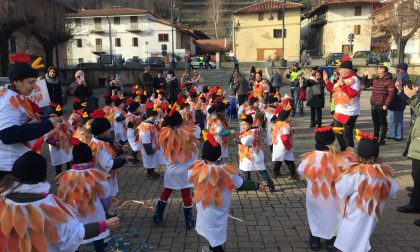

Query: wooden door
left=342, top=45, right=350, bottom=53
left=257, top=49, right=264, bottom=61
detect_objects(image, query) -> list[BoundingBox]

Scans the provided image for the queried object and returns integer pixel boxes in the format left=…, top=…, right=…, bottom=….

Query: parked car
left=301, top=50, right=323, bottom=66
left=190, top=57, right=216, bottom=69
left=378, top=52, right=391, bottom=63
left=326, top=53, right=348, bottom=66
left=124, top=58, right=144, bottom=69
left=75, top=62, right=105, bottom=69
left=352, top=51, right=380, bottom=65
left=144, top=57, right=165, bottom=68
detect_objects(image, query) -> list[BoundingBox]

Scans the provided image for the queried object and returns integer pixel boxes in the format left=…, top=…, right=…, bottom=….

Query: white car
left=190, top=57, right=216, bottom=69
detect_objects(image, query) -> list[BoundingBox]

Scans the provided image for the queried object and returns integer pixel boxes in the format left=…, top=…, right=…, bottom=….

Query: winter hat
left=128, top=101, right=140, bottom=113
left=314, top=126, right=336, bottom=147
left=90, top=110, right=110, bottom=136
left=73, top=97, right=82, bottom=110
left=163, top=105, right=183, bottom=127
left=113, top=95, right=124, bottom=107
left=201, top=131, right=221, bottom=162
left=7, top=53, right=42, bottom=82
left=355, top=130, right=379, bottom=160
left=267, top=92, right=280, bottom=104
left=240, top=113, right=253, bottom=125
left=72, top=141, right=93, bottom=164
left=145, top=102, right=158, bottom=118
left=339, top=56, right=353, bottom=70
left=11, top=151, right=47, bottom=184
left=50, top=103, right=63, bottom=116
left=397, top=62, right=408, bottom=72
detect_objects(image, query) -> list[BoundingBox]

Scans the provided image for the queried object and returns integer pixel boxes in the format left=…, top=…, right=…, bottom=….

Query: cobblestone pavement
left=50, top=87, right=419, bottom=252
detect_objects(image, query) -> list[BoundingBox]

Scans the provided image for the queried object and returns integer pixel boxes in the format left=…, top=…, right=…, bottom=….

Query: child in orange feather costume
left=188, top=132, right=264, bottom=252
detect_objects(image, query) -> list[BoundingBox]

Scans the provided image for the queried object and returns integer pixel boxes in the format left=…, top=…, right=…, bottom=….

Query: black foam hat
left=314, top=126, right=336, bottom=147
left=90, top=117, right=111, bottom=136
left=72, top=142, right=93, bottom=164
left=164, top=109, right=183, bottom=127
left=128, top=101, right=140, bottom=113
left=8, top=62, right=38, bottom=82
left=202, top=132, right=221, bottom=162
left=145, top=103, right=158, bottom=118
left=240, top=113, right=253, bottom=125
left=11, top=151, right=47, bottom=184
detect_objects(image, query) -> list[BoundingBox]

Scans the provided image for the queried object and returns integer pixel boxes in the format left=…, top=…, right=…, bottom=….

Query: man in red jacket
left=370, top=66, right=395, bottom=145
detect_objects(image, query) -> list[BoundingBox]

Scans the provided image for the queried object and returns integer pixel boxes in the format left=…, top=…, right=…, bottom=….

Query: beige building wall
left=233, top=9, right=301, bottom=62
left=321, top=4, right=373, bottom=56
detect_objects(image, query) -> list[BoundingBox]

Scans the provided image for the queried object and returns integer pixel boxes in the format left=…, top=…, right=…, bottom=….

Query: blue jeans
left=388, top=110, right=404, bottom=139
left=293, top=91, right=304, bottom=115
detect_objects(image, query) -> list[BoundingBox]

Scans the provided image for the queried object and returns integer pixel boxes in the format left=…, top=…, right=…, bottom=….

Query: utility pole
left=107, top=16, right=113, bottom=65
left=53, top=0, right=60, bottom=69
left=281, top=0, right=285, bottom=66
left=171, top=0, right=176, bottom=69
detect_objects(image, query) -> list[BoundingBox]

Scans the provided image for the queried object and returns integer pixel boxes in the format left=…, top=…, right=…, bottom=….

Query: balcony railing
left=310, top=14, right=327, bottom=28
left=127, top=23, right=141, bottom=32
left=92, top=24, right=105, bottom=33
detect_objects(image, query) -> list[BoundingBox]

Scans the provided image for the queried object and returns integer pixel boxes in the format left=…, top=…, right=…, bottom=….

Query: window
left=76, top=39, right=82, bottom=48
left=130, top=16, right=138, bottom=23
left=95, top=38, right=102, bottom=46
left=273, top=29, right=286, bottom=38
left=115, top=38, right=121, bottom=47
left=258, top=13, right=264, bottom=21
left=277, top=11, right=284, bottom=20
left=132, top=37, right=138, bottom=47
left=158, top=34, right=169, bottom=42
left=9, top=36, right=16, bottom=52
left=75, top=18, right=81, bottom=26
left=354, top=25, right=361, bottom=35
left=355, top=6, right=362, bottom=16
left=94, top=17, right=101, bottom=24
left=114, top=17, right=120, bottom=25
left=78, top=58, right=84, bottom=63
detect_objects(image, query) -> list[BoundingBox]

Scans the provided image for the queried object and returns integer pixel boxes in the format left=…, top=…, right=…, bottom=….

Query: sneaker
left=394, top=138, right=403, bottom=142
left=414, top=219, right=420, bottom=227
left=379, top=140, right=386, bottom=146
left=129, top=159, right=141, bottom=166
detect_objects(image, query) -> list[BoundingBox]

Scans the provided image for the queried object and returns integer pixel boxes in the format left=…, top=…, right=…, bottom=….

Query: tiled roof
left=156, top=18, right=209, bottom=39
left=196, top=39, right=233, bottom=53
left=67, top=8, right=150, bottom=17
left=304, top=0, right=381, bottom=18
left=234, top=1, right=304, bottom=14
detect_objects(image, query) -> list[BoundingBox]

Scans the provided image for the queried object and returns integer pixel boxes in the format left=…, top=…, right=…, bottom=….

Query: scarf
left=45, top=73, right=60, bottom=84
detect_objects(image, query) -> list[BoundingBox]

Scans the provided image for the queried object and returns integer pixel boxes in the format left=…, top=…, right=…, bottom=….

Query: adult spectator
left=232, top=71, right=248, bottom=106
left=153, top=70, right=166, bottom=92
left=306, top=70, right=325, bottom=128
left=165, top=70, right=180, bottom=103
left=204, top=53, right=211, bottom=69
left=388, top=63, right=409, bottom=141
left=370, top=66, right=395, bottom=145
left=291, top=70, right=306, bottom=116
left=270, top=70, right=282, bottom=93
left=398, top=84, right=420, bottom=221
left=192, top=70, right=203, bottom=92
left=185, top=54, right=192, bottom=73
left=324, top=59, right=361, bottom=151
left=141, top=65, right=153, bottom=95
left=44, top=66, right=62, bottom=106
left=0, top=60, right=61, bottom=179
left=108, top=74, right=123, bottom=96
left=249, top=66, right=256, bottom=87
left=70, top=70, right=92, bottom=101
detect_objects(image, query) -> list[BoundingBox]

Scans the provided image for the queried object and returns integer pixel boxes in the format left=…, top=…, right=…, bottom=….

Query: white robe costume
left=238, top=128, right=266, bottom=171
left=113, top=107, right=127, bottom=143
left=207, top=115, right=230, bottom=159
left=334, top=163, right=398, bottom=252
left=297, top=150, right=352, bottom=239
left=90, top=137, right=119, bottom=197
left=0, top=88, right=42, bottom=172
left=133, top=120, right=165, bottom=169
left=271, top=121, right=294, bottom=162
left=1, top=182, right=89, bottom=252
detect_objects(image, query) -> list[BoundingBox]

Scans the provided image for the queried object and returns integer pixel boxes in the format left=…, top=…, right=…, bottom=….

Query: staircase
left=199, top=69, right=234, bottom=90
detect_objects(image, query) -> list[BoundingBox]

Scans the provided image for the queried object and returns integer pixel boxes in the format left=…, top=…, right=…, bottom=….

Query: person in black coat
left=70, top=70, right=92, bottom=102
left=306, top=70, right=325, bottom=128
left=45, top=66, right=62, bottom=105
left=165, top=71, right=180, bottom=104
left=153, top=70, right=166, bottom=91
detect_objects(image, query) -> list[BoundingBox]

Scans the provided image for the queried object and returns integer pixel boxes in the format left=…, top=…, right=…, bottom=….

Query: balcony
left=310, top=14, right=327, bottom=28
left=92, top=24, right=105, bottom=33
left=92, top=45, right=105, bottom=55
left=126, top=23, right=141, bottom=32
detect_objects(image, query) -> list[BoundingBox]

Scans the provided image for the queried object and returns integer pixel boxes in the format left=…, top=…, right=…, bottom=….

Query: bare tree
left=0, top=0, right=34, bottom=76
left=30, top=0, right=74, bottom=68
left=207, top=0, right=224, bottom=39
left=373, top=0, right=420, bottom=62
